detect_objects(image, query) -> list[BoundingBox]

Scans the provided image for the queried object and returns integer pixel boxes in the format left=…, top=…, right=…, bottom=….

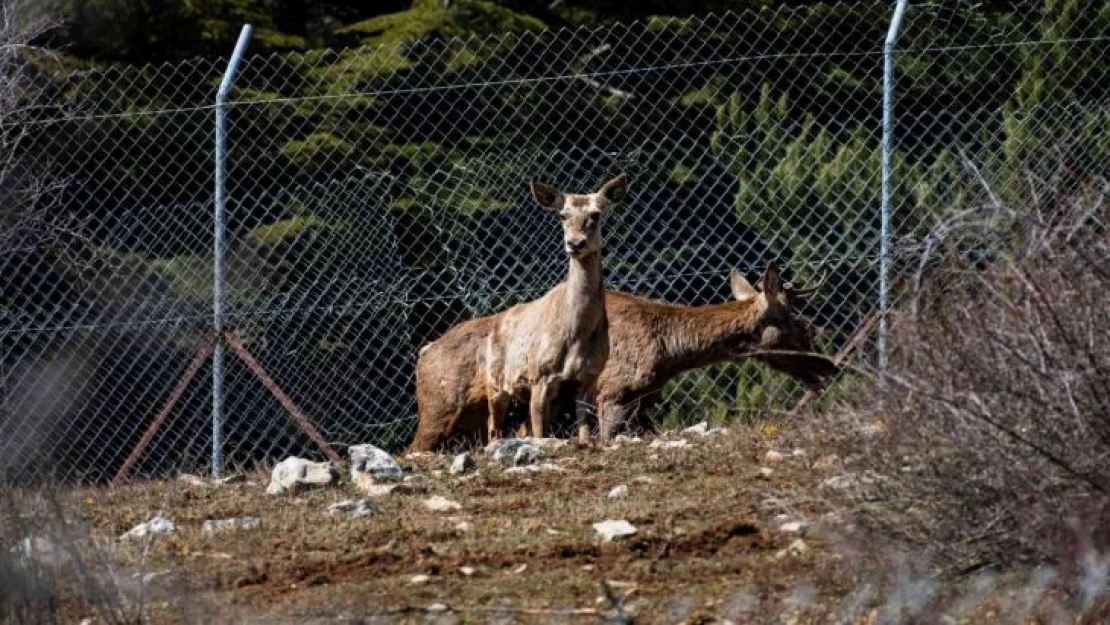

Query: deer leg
left=598, top=400, right=629, bottom=442
left=529, top=381, right=555, bottom=440
left=487, top=390, right=510, bottom=442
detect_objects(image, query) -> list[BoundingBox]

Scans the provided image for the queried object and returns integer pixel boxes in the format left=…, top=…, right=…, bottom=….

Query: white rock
left=757, top=467, right=774, bottom=479
left=632, top=475, right=657, bottom=484
left=764, top=450, right=786, bottom=463
left=449, top=453, right=476, bottom=475
left=178, top=473, right=208, bottom=487
left=356, top=482, right=427, bottom=497
left=648, top=438, right=689, bottom=450
left=266, top=457, right=336, bottom=495
left=681, top=422, right=710, bottom=436
left=613, top=434, right=643, bottom=445
left=777, top=521, right=808, bottom=534
left=776, top=538, right=808, bottom=558
left=487, top=438, right=544, bottom=467
left=504, top=462, right=564, bottom=474
left=427, top=603, right=449, bottom=613
left=327, top=500, right=373, bottom=517
left=349, top=444, right=403, bottom=485
left=120, top=516, right=176, bottom=540
left=791, top=448, right=806, bottom=457
left=454, top=521, right=472, bottom=533
left=410, top=574, right=431, bottom=584
left=607, top=484, right=629, bottom=499
left=459, top=566, right=476, bottom=577
left=424, top=495, right=462, bottom=512
left=202, top=517, right=261, bottom=535
left=593, top=519, right=637, bottom=542
left=822, top=472, right=879, bottom=491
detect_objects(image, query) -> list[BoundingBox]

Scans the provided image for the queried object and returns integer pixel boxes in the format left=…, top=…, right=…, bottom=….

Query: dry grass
left=6, top=422, right=1110, bottom=624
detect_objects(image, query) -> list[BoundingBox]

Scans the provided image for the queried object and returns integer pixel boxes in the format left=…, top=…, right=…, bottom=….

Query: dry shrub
left=846, top=182, right=1109, bottom=572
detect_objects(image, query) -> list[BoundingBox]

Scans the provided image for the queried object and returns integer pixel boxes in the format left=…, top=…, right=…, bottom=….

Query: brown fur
left=409, top=262, right=839, bottom=451
left=410, top=175, right=627, bottom=451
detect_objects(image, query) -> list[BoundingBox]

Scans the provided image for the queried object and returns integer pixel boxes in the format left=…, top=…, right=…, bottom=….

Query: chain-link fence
left=1, top=3, right=1106, bottom=484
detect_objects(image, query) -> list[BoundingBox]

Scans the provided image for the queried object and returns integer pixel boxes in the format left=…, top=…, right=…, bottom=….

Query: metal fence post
left=213, top=24, right=253, bottom=477
left=880, top=0, right=908, bottom=371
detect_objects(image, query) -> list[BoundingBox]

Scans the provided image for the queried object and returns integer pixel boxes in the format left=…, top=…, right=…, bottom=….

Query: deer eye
left=585, top=213, right=599, bottom=227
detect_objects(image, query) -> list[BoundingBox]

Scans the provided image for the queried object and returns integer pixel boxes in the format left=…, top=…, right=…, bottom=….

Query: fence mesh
left=0, top=4, right=1106, bottom=483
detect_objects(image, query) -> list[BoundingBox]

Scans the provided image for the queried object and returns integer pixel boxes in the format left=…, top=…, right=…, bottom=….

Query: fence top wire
left=2, top=4, right=1106, bottom=129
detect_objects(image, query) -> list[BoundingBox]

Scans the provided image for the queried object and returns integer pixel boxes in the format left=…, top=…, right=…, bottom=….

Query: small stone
left=460, top=566, right=476, bottom=577
left=681, top=422, right=710, bottom=436
left=424, top=495, right=462, bottom=512
left=607, top=484, right=629, bottom=499
left=504, top=462, right=564, bottom=474
left=757, top=467, right=774, bottom=479
left=648, top=438, right=689, bottom=450
left=813, top=454, right=841, bottom=471
left=357, top=482, right=427, bottom=498
left=449, top=453, right=476, bottom=475
left=454, top=521, right=472, bottom=533
left=487, top=439, right=544, bottom=467
left=349, top=444, right=403, bottom=487
left=513, top=563, right=528, bottom=574
left=764, top=450, right=786, bottom=464
left=822, top=472, right=878, bottom=490
left=778, top=521, right=808, bottom=534
left=613, top=435, right=642, bottom=445
left=202, top=517, right=261, bottom=535
left=582, top=564, right=595, bottom=572
left=791, top=448, right=806, bottom=457
left=327, top=500, right=373, bottom=517
left=427, top=603, right=449, bottom=613
left=120, top=516, right=176, bottom=540
left=632, top=475, right=657, bottom=484
left=410, top=574, right=430, bottom=584
left=593, top=519, right=637, bottom=542
left=178, top=473, right=208, bottom=487
left=785, top=539, right=808, bottom=557
left=266, top=457, right=336, bottom=495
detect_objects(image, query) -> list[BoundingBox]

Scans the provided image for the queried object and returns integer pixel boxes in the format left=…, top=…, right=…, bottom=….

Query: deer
left=408, top=174, right=627, bottom=452
left=409, top=259, right=838, bottom=451
left=570, top=262, right=839, bottom=441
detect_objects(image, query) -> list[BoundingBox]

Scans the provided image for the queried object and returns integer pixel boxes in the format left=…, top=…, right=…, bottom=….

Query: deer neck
left=563, top=251, right=605, bottom=330
left=655, top=300, right=765, bottom=379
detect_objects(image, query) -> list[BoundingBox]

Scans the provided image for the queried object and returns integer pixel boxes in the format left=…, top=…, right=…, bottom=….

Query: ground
left=17, top=423, right=1074, bottom=624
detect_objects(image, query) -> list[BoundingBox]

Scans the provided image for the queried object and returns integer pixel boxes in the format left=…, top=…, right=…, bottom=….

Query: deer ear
left=760, top=262, right=783, bottom=299
left=598, top=173, right=628, bottom=205
left=729, top=268, right=758, bottom=301
left=530, top=181, right=562, bottom=211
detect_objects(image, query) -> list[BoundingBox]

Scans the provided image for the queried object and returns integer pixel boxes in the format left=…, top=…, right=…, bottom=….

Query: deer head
left=530, top=174, right=627, bottom=258
left=729, top=262, right=840, bottom=389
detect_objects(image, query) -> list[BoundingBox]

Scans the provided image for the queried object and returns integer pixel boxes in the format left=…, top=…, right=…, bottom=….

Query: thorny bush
left=844, top=180, right=1109, bottom=573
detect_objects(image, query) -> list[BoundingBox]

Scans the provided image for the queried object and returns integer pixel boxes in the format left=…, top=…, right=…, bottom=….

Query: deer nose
left=566, top=238, right=587, bottom=254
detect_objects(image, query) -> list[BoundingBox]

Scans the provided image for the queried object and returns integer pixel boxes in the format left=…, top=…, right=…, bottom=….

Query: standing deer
left=409, top=174, right=627, bottom=451
left=409, top=260, right=839, bottom=451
